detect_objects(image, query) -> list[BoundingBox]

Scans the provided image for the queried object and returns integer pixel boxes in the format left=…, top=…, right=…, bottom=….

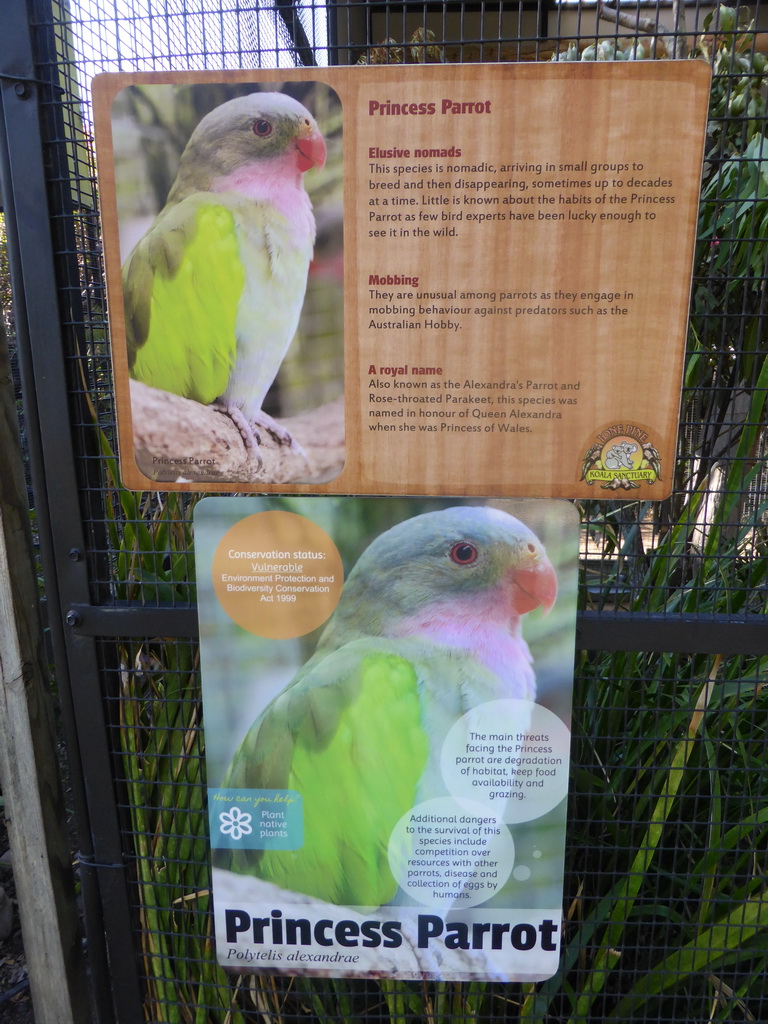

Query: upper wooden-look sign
left=93, top=63, right=711, bottom=497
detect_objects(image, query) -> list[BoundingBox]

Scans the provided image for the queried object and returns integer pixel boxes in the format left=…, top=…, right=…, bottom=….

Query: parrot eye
left=252, top=118, right=273, bottom=137
left=450, top=542, right=478, bottom=565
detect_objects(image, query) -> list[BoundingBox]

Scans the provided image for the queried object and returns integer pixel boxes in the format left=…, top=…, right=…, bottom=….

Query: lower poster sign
left=195, top=497, right=578, bottom=980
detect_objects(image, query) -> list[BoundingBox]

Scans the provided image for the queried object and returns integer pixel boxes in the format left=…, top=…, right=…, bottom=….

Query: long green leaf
left=608, top=893, right=768, bottom=1019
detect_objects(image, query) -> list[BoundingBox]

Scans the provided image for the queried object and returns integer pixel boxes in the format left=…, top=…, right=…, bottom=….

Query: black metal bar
left=576, top=611, right=768, bottom=655
left=326, top=0, right=341, bottom=63
left=537, top=0, right=549, bottom=40
left=0, top=86, right=112, bottom=1024
left=66, top=602, right=200, bottom=637
left=275, top=0, right=318, bottom=66
left=0, top=1, right=145, bottom=1020
left=64, top=602, right=768, bottom=655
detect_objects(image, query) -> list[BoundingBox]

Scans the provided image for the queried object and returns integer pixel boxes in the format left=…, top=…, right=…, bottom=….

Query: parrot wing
left=123, top=195, right=245, bottom=405
left=216, top=636, right=500, bottom=907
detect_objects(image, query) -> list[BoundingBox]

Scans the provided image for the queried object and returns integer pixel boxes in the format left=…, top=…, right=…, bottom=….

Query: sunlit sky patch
left=68, top=0, right=328, bottom=94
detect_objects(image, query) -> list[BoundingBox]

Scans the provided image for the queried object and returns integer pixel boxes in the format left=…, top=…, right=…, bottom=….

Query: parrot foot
left=250, top=410, right=311, bottom=468
left=212, top=402, right=264, bottom=469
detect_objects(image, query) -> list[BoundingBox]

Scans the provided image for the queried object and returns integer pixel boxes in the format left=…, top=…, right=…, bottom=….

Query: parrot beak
left=296, top=130, right=326, bottom=173
left=510, top=553, right=558, bottom=616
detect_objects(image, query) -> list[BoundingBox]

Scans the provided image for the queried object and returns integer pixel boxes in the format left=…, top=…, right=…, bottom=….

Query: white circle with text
left=440, top=700, right=570, bottom=823
left=388, top=796, right=514, bottom=908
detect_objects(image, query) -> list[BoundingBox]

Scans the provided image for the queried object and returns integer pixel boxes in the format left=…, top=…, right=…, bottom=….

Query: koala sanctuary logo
left=580, top=423, right=661, bottom=491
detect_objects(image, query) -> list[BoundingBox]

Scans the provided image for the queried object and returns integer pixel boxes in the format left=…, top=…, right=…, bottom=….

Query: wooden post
left=0, top=315, right=89, bottom=1023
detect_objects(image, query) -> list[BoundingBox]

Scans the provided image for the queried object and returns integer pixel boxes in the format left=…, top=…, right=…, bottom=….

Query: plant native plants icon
left=219, top=807, right=254, bottom=842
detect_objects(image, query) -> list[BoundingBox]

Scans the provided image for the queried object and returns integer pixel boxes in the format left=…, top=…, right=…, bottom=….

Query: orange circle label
left=211, top=511, right=344, bottom=639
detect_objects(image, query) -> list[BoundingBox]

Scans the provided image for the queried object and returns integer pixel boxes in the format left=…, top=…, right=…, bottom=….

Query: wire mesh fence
left=2, top=0, right=767, bottom=1020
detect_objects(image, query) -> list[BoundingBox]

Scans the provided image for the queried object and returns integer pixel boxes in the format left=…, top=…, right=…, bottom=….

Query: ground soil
left=0, top=817, right=35, bottom=1023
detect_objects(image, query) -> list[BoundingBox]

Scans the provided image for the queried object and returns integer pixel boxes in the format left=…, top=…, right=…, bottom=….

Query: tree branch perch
left=597, top=0, right=687, bottom=58
left=129, top=379, right=345, bottom=485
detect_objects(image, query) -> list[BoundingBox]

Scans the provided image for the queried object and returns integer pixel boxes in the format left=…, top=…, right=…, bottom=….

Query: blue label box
left=209, top=788, right=303, bottom=850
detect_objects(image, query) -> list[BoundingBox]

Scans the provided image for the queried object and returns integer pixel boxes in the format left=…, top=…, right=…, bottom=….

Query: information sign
left=94, top=63, right=710, bottom=496
left=195, top=497, right=578, bottom=980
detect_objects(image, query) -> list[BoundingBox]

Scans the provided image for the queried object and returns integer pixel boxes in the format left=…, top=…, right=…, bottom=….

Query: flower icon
left=219, top=806, right=253, bottom=841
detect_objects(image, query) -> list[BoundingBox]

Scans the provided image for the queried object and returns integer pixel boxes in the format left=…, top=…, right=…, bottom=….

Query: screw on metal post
left=65, top=609, right=81, bottom=628
left=0, top=72, right=63, bottom=95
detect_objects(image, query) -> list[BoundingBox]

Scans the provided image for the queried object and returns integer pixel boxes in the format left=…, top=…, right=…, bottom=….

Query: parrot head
left=319, top=506, right=557, bottom=650
left=166, top=91, right=326, bottom=204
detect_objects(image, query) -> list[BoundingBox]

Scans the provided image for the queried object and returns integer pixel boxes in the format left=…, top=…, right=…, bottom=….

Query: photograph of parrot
left=121, top=90, right=327, bottom=462
left=216, top=504, right=557, bottom=908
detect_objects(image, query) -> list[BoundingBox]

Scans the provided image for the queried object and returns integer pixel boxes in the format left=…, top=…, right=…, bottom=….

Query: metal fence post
left=0, top=1, right=145, bottom=1020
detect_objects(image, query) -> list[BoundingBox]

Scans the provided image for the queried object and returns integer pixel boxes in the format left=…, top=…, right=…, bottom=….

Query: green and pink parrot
left=122, top=91, right=326, bottom=457
left=217, top=506, right=557, bottom=907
